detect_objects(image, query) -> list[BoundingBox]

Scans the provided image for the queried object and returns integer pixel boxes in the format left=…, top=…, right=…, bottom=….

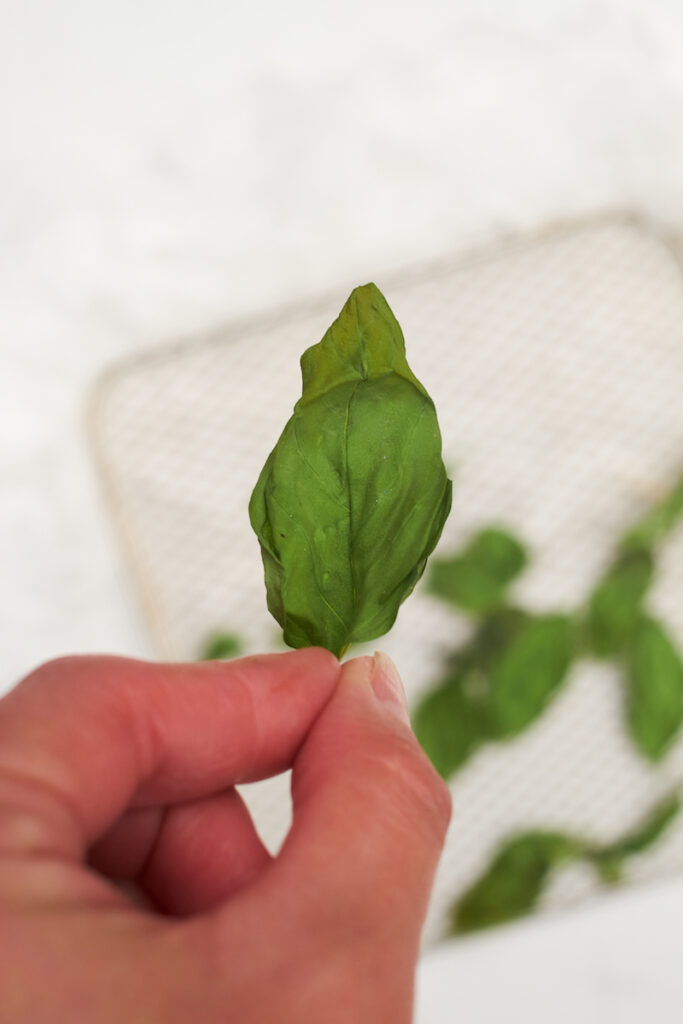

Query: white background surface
left=3, top=1, right=683, bottom=1019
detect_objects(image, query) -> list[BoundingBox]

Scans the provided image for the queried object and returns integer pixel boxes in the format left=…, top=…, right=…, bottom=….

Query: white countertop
left=3, top=1, right=683, bottom=1017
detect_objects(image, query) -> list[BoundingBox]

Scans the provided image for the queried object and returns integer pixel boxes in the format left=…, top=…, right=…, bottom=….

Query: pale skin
left=0, top=648, right=451, bottom=1022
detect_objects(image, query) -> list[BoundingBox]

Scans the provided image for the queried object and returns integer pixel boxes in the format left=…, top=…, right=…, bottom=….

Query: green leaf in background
left=413, top=608, right=529, bottom=778
left=468, top=606, right=530, bottom=672
left=249, top=283, right=452, bottom=657
left=413, top=608, right=574, bottom=777
left=488, top=614, right=575, bottom=737
left=588, top=790, right=681, bottom=883
left=427, top=527, right=528, bottom=614
left=586, top=548, right=654, bottom=658
left=412, top=660, right=491, bottom=778
left=200, top=631, right=244, bottom=660
left=626, top=616, right=683, bottom=761
left=451, top=791, right=681, bottom=935
left=621, top=472, right=683, bottom=553
left=452, top=831, right=582, bottom=935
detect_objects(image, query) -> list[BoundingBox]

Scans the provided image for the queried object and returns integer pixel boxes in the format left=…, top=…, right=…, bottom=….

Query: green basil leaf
left=589, top=790, right=681, bottom=882
left=452, top=831, right=582, bottom=934
left=413, top=609, right=529, bottom=778
left=249, top=283, right=452, bottom=657
left=488, top=614, right=575, bottom=737
left=605, top=790, right=681, bottom=858
left=468, top=606, right=530, bottom=671
left=621, top=473, right=683, bottom=553
left=200, top=631, right=244, bottom=660
left=626, top=617, right=683, bottom=761
left=586, top=548, right=654, bottom=658
left=413, top=661, right=491, bottom=779
left=427, top=527, right=528, bottom=614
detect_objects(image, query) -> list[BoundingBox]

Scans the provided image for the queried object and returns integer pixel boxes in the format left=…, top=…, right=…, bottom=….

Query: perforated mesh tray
left=89, top=213, right=683, bottom=944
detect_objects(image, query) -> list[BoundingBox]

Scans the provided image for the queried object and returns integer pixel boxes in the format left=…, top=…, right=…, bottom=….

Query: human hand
left=0, top=649, right=450, bottom=1023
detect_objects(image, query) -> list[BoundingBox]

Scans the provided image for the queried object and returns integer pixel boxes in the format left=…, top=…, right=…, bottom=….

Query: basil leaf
left=586, top=548, right=654, bottom=658
left=589, top=790, right=681, bottom=883
left=621, top=472, right=683, bottom=553
left=488, top=614, right=575, bottom=737
left=626, top=616, right=683, bottom=761
left=414, top=608, right=568, bottom=776
left=427, top=527, right=528, bottom=614
left=452, top=831, right=582, bottom=935
left=604, top=790, right=681, bottom=858
left=468, top=606, right=530, bottom=671
left=414, top=609, right=528, bottom=778
left=249, top=283, right=452, bottom=657
left=413, top=661, right=491, bottom=779
left=200, top=631, right=243, bottom=660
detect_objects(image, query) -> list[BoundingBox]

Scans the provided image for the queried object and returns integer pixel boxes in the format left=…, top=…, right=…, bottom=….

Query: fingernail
left=370, top=651, right=411, bottom=726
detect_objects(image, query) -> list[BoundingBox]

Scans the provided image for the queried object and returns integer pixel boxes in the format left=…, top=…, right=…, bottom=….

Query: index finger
left=0, top=649, right=339, bottom=858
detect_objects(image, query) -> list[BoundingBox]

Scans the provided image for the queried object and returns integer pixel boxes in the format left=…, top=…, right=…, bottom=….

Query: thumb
left=276, top=653, right=451, bottom=950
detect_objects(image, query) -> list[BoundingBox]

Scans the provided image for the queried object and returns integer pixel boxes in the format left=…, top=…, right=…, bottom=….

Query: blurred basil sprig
left=581, top=476, right=683, bottom=760
left=415, top=472, right=683, bottom=777
left=414, top=603, right=574, bottom=777
left=415, top=525, right=577, bottom=774
left=453, top=790, right=681, bottom=935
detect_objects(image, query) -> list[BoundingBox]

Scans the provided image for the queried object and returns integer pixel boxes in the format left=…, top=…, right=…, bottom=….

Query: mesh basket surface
left=90, top=214, right=683, bottom=943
